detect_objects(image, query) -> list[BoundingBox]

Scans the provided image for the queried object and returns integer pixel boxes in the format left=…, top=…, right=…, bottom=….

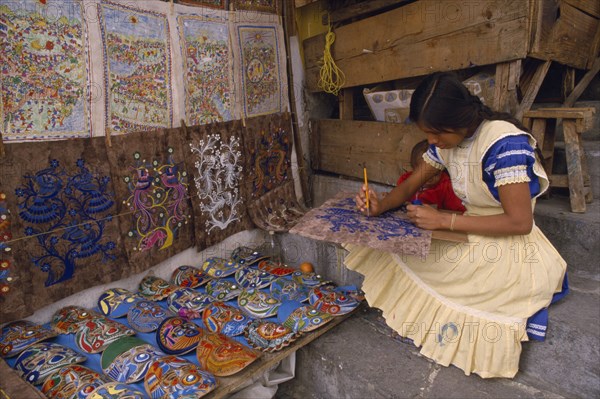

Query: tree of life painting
left=237, top=26, right=282, bottom=117
left=99, top=2, right=173, bottom=135
left=0, top=0, right=89, bottom=141
left=178, top=16, right=233, bottom=126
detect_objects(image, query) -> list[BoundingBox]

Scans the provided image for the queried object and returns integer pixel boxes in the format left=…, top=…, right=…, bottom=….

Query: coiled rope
left=318, top=21, right=345, bottom=96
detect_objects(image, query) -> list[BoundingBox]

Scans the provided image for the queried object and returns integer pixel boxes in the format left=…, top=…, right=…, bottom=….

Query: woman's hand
left=355, top=185, right=382, bottom=217
left=406, top=204, right=445, bottom=230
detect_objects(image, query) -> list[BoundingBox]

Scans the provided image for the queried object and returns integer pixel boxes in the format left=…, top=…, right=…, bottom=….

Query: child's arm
left=407, top=182, right=534, bottom=236
left=357, top=160, right=440, bottom=216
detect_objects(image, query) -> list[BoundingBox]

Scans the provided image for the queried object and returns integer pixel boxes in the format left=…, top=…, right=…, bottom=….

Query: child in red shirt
left=397, top=140, right=466, bottom=212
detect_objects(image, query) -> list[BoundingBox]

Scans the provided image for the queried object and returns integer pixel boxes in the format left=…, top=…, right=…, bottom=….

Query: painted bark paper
left=248, top=181, right=305, bottom=233
left=234, top=22, right=287, bottom=117
left=0, top=0, right=90, bottom=141
left=185, top=120, right=252, bottom=248
left=106, top=128, right=195, bottom=270
left=177, top=15, right=234, bottom=125
left=98, top=1, right=173, bottom=135
left=0, top=138, right=129, bottom=322
left=231, top=0, right=279, bottom=14
left=290, top=193, right=432, bottom=258
left=177, top=0, right=227, bottom=9
left=242, top=113, right=293, bottom=201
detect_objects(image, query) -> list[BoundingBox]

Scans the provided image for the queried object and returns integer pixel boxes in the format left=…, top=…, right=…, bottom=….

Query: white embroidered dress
left=344, top=120, right=567, bottom=378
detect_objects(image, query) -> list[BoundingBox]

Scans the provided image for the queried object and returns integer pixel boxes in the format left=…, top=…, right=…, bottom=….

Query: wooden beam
left=338, top=88, right=354, bottom=120
left=563, top=120, right=586, bottom=212
left=515, top=60, right=551, bottom=121
left=304, top=0, right=529, bottom=91
left=494, top=60, right=521, bottom=115
left=312, top=119, right=425, bottom=186
left=330, top=0, right=411, bottom=24
left=564, top=57, right=600, bottom=107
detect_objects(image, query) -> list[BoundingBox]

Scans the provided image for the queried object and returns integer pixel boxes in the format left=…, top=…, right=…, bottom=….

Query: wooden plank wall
left=304, top=0, right=530, bottom=91
left=311, top=119, right=425, bottom=186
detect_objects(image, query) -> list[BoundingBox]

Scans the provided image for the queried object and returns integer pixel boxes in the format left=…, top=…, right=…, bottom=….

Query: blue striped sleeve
left=423, top=144, right=445, bottom=170
left=482, top=135, right=541, bottom=200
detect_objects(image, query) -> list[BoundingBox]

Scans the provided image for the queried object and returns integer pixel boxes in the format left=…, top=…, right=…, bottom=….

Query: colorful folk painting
left=231, top=0, right=279, bottom=14
left=290, top=193, right=433, bottom=258
left=0, top=138, right=129, bottom=322
left=248, top=180, right=305, bottom=232
left=98, top=1, right=173, bottom=135
left=236, top=24, right=284, bottom=117
left=177, top=16, right=233, bottom=125
left=107, top=128, right=195, bottom=270
left=243, top=113, right=293, bottom=200
left=185, top=120, right=253, bottom=248
left=177, top=0, right=228, bottom=10
left=0, top=0, right=89, bottom=141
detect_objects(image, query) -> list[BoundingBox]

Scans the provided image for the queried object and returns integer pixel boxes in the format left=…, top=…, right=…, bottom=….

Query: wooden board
left=203, top=311, right=353, bottom=399
left=529, top=1, right=599, bottom=69
left=304, top=0, right=530, bottom=91
left=311, top=119, right=425, bottom=186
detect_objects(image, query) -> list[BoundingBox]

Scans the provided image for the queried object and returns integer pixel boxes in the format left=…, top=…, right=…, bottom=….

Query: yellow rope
left=318, top=21, right=345, bottom=96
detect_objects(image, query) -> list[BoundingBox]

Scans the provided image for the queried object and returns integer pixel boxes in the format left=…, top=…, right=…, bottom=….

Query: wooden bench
left=523, top=107, right=595, bottom=213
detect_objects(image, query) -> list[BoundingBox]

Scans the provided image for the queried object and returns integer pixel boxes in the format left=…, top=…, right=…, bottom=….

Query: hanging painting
left=177, top=15, right=234, bottom=126
left=0, top=0, right=90, bottom=141
left=289, top=192, right=432, bottom=258
left=242, top=112, right=293, bottom=201
left=0, top=138, right=128, bottom=322
left=177, top=0, right=228, bottom=9
left=185, top=120, right=252, bottom=248
left=106, top=128, right=195, bottom=272
left=231, top=0, right=279, bottom=14
left=247, top=181, right=305, bottom=232
left=233, top=19, right=288, bottom=117
left=98, top=1, right=173, bottom=135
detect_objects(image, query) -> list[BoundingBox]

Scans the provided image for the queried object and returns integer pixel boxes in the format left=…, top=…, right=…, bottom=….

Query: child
left=350, top=72, right=567, bottom=378
left=397, top=139, right=465, bottom=212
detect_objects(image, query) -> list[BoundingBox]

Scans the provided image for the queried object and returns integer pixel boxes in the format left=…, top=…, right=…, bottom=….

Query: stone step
left=276, top=272, right=600, bottom=398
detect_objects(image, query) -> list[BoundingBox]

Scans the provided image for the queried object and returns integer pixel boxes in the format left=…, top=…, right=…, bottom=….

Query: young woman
left=351, top=72, right=567, bottom=378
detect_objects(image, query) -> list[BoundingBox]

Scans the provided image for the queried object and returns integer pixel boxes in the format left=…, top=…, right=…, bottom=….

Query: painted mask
left=308, top=285, right=362, bottom=316
left=196, top=331, right=259, bottom=377
left=98, top=288, right=142, bottom=318
left=51, top=306, right=102, bottom=334
left=205, top=279, right=242, bottom=301
left=234, top=267, right=276, bottom=290
left=202, top=302, right=252, bottom=337
left=291, top=271, right=330, bottom=287
left=101, top=337, right=164, bottom=384
left=244, top=320, right=300, bottom=353
left=75, top=317, right=135, bottom=354
left=144, top=355, right=217, bottom=398
left=156, top=317, right=205, bottom=355
left=167, top=288, right=214, bottom=314
left=87, top=382, right=146, bottom=399
left=127, top=301, right=172, bottom=333
left=170, top=265, right=213, bottom=288
left=255, top=259, right=296, bottom=276
left=138, top=275, right=178, bottom=301
left=14, top=342, right=87, bottom=385
left=41, top=364, right=107, bottom=399
left=0, top=320, right=57, bottom=358
left=237, top=289, right=281, bottom=319
left=281, top=305, right=333, bottom=333
left=230, top=246, right=268, bottom=266
left=270, top=277, right=309, bottom=302
left=201, top=257, right=242, bottom=278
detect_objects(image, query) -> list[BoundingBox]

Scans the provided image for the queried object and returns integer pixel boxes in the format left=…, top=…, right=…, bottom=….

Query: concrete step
left=276, top=273, right=600, bottom=398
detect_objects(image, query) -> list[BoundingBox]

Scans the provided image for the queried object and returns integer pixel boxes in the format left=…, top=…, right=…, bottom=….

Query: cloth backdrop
left=106, top=128, right=195, bottom=271
left=0, top=138, right=128, bottom=322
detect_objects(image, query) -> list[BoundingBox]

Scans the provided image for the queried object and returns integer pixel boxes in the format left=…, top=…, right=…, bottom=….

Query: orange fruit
left=299, top=262, right=314, bottom=273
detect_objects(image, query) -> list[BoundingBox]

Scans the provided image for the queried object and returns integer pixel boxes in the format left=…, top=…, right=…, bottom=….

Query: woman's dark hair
left=409, top=72, right=529, bottom=133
